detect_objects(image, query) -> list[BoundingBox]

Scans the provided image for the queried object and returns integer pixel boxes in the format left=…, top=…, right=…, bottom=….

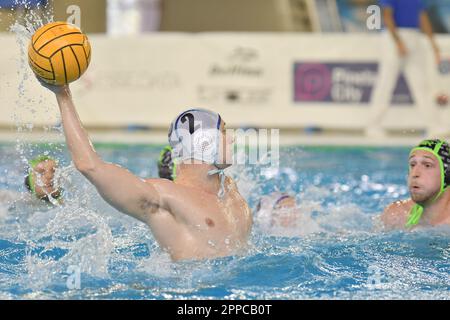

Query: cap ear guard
left=439, top=143, right=450, bottom=188
left=192, top=128, right=219, bottom=164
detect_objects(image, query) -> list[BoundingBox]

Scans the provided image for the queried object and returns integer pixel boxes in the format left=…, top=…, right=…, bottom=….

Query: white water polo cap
left=168, top=108, right=223, bottom=166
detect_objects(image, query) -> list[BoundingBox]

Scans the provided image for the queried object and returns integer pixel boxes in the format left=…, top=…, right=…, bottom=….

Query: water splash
left=0, top=141, right=449, bottom=298
left=8, top=1, right=61, bottom=170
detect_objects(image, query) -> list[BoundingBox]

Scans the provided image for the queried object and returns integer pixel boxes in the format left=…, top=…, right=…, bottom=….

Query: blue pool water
left=0, top=143, right=449, bottom=299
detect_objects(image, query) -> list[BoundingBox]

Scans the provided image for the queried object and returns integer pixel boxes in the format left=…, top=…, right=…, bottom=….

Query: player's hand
left=36, top=76, right=70, bottom=96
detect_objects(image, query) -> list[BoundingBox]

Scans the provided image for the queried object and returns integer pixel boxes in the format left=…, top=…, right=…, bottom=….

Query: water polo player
left=255, top=192, right=299, bottom=229
left=36, top=82, right=252, bottom=261
left=157, top=145, right=176, bottom=181
left=24, top=155, right=63, bottom=204
left=381, top=139, right=450, bottom=229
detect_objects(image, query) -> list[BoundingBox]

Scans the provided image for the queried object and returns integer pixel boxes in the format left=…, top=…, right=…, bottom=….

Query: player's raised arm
left=29, top=22, right=166, bottom=223
left=51, top=86, right=165, bottom=223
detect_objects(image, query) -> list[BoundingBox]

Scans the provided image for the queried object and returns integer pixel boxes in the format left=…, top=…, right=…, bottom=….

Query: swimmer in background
left=255, top=192, right=299, bottom=229
left=254, top=192, right=321, bottom=236
left=0, top=155, right=63, bottom=206
left=157, top=145, right=176, bottom=181
left=24, top=155, right=63, bottom=205
left=0, top=155, right=63, bottom=220
left=37, top=81, right=252, bottom=261
left=381, top=139, right=450, bottom=229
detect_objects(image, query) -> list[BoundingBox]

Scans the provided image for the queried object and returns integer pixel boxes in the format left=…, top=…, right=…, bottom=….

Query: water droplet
left=207, top=240, right=216, bottom=247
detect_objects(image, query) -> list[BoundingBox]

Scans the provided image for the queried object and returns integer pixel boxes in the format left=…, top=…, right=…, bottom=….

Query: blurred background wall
left=1, top=0, right=450, bottom=142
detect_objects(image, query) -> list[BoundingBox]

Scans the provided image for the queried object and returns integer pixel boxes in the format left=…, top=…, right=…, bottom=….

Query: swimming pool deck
left=0, top=128, right=443, bottom=147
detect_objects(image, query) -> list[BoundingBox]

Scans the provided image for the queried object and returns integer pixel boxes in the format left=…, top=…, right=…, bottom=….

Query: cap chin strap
left=406, top=203, right=424, bottom=227
left=406, top=141, right=447, bottom=227
left=406, top=186, right=450, bottom=227
left=207, top=167, right=226, bottom=198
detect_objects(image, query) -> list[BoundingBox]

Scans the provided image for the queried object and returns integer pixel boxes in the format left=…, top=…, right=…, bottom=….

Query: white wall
left=1, top=32, right=450, bottom=130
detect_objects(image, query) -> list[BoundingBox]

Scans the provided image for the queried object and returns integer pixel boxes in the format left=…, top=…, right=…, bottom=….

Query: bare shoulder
left=143, top=177, right=218, bottom=211
left=143, top=178, right=177, bottom=202
left=144, top=178, right=200, bottom=196
left=384, top=199, right=414, bottom=215
left=144, top=177, right=172, bottom=187
left=380, top=199, right=414, bottom=229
